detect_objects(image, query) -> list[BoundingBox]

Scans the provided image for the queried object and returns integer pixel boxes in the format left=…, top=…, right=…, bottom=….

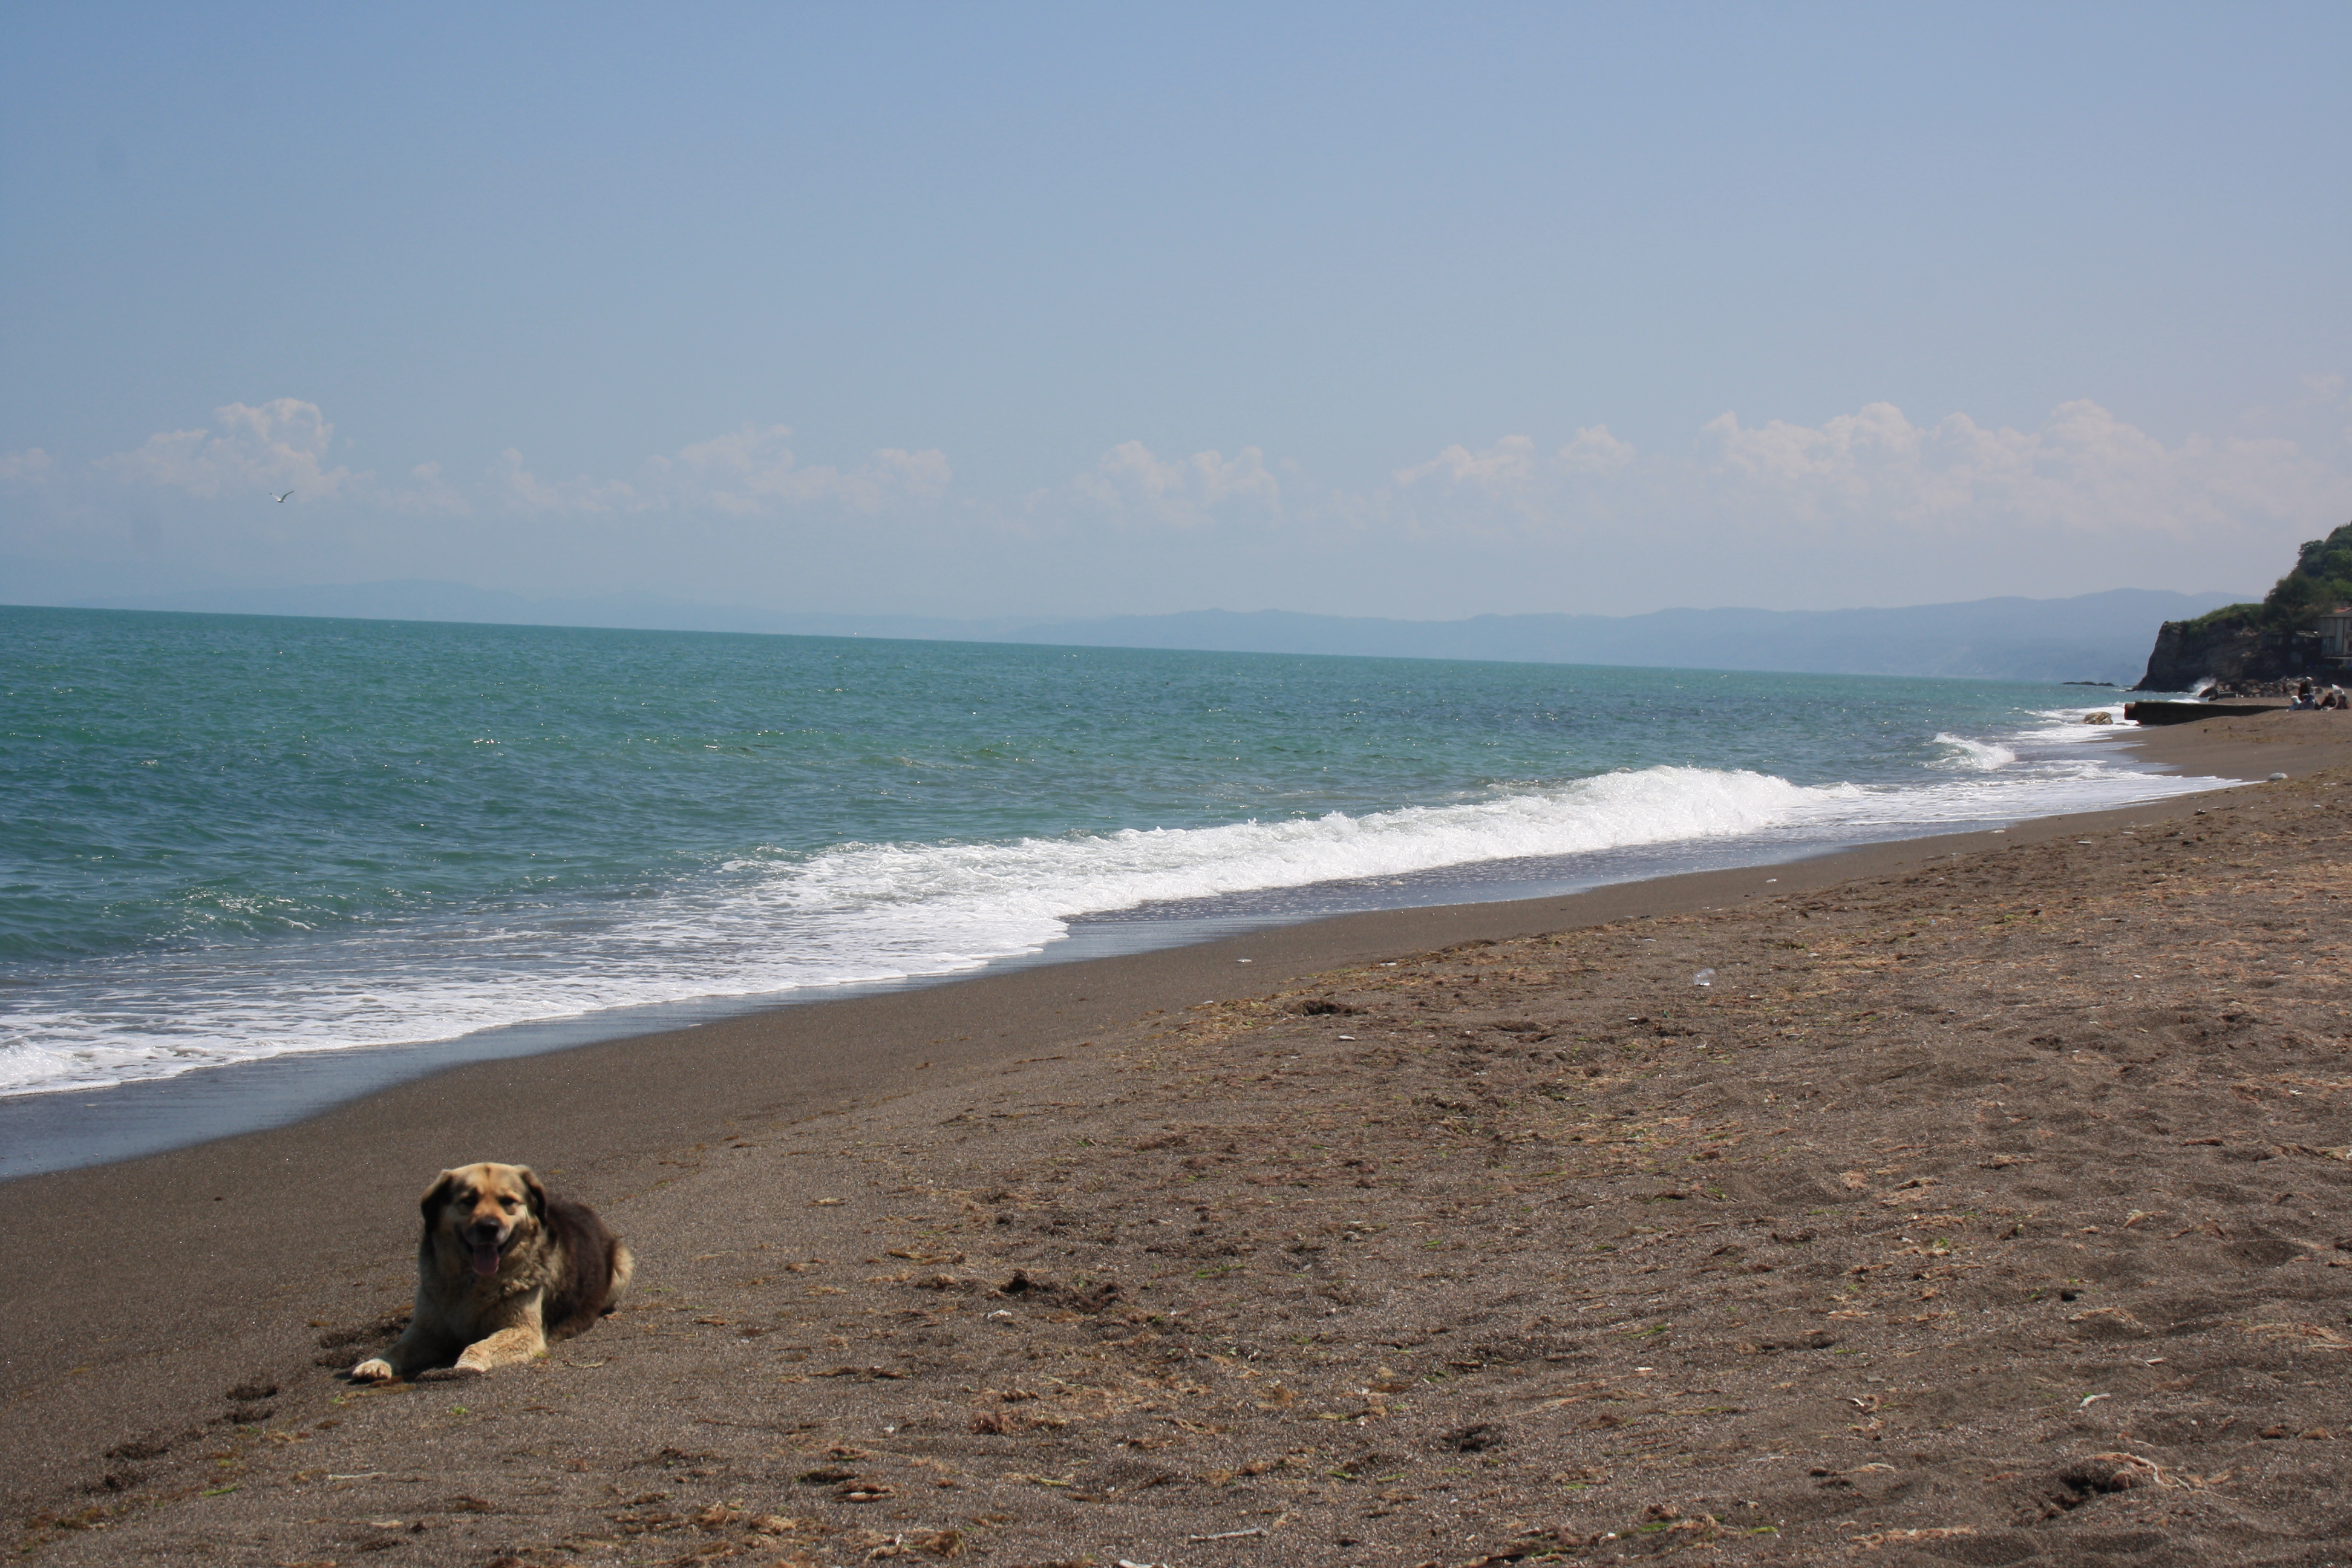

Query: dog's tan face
left=422, top=1162, right=546, bottom=1279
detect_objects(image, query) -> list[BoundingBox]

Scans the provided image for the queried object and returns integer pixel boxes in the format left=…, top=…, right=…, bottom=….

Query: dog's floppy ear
left=419, top=1169, right=462, bottom=1224
left=517, top=1166, right=548, bottom=1221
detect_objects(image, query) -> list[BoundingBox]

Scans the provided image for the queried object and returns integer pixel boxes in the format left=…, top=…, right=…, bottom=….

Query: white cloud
left=494, top=448, right=642, bottom=515
left=59, top=402, right=946, bottom=522
left=1064, top=440, right=1282, bottom=529
left=1021, top=398, right=2348, bottom=584
left=656, top=425, right=950, bottom=514
left=377, top=461, right=473, bottom=515
left=1394, top=425, right=1637, bottom=491
left=0, top=447, right=58, bottom=484
left=99, top=399, right=357, bottom=499
left=1560, top=425, right=1639, bottom=476
left=1396, top=433, right=1543, bottom=489
left=498, top=425, right=952, bottom=516
left=18, top=383, right=2348, bottom=616
left=1351, top=396, right=2347, bottom=552
left=1375, top=426, right=1643, bottom=540
left=1697, top=398, right=2350, bottom=538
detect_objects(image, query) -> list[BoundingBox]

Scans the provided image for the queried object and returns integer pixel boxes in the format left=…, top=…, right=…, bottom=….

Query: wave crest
left=1930, top=733, right=2017, bottom=771
left=0, top=757, right=2230, bottom=1097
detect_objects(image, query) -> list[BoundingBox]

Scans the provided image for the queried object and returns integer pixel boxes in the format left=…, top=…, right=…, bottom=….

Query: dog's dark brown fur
left=350, top=1162, right=633, bottom=1382
left=535, top=1190, right=630, bottom=1338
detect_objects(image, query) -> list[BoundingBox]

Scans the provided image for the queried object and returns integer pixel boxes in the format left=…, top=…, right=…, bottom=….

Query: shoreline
left=1, top=709, right=2318, bottom=1181
left=0, top=799, right=2212, bottom=1179
left=0, top=709, right=2270, bottom=1181
left=2, top=707, right=2347, bottom=1561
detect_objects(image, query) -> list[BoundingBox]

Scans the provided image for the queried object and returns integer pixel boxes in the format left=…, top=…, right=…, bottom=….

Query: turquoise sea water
left=2, top=604, right=2218, bottom=1100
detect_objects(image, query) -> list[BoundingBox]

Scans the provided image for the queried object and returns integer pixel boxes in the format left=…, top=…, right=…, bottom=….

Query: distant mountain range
left=0, top=561, right=2252, bottom=686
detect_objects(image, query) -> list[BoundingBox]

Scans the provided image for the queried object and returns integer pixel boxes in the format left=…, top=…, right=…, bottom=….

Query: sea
left=1, top=605, right=2221, bottom=1168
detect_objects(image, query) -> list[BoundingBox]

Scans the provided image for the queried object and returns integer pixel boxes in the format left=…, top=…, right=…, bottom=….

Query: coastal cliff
left=2134, top=520, right=2352, bottom=689
left=2136, top=606, right=2284, bottom=689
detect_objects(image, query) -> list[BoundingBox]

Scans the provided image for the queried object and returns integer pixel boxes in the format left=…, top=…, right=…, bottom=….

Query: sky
left=2, top=2, right=2347, bottom=621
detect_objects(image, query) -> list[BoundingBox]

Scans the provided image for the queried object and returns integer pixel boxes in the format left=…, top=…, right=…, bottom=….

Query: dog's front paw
left=348, top=1357, right=396, bottom=1383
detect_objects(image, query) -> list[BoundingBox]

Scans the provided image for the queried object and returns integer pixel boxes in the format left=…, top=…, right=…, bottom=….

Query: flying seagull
left=271, top=490, right=293, bottom=503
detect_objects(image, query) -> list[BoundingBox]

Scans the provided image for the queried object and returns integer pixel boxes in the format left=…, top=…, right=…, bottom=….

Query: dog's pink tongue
left=471, top=1245, right=500, bottom=1277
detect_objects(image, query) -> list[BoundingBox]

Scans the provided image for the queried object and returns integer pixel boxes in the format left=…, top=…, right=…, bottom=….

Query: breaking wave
left=0, top=753, right=2230, bottom=1097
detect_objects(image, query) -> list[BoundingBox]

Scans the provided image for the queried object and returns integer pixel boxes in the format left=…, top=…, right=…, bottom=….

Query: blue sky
left=2, top=2, right=2346, bottom=619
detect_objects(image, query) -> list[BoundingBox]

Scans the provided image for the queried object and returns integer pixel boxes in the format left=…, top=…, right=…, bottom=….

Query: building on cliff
left=2318, top=608, right=2352, bottom=662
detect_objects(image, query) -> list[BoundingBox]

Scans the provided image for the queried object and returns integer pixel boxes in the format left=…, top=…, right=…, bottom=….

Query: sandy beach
left=5, top=710, right=2351, bottom=1566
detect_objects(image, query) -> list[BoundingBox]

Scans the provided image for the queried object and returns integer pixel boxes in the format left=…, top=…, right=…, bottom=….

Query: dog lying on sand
left=351, top=1162, right=633, bottom=1382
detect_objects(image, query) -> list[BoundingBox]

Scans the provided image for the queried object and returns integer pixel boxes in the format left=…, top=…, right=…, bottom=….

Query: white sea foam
left=0, top=749, right=2235, bottom=1097
left=1930, top=733, right=2017, bottom=771
left=2028, top=704, right=2132, bottom=741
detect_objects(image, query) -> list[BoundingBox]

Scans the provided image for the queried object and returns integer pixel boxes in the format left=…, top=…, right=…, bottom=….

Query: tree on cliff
left=2259, top=520, right=2352, bottom=626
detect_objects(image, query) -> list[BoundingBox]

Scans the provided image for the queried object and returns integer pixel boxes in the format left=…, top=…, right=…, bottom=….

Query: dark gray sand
left=6, top=710, right=2351, bottom=1566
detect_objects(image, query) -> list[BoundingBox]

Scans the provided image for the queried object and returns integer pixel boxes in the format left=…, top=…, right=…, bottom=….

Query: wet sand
left=5, top=710, right=2351, bottom=1565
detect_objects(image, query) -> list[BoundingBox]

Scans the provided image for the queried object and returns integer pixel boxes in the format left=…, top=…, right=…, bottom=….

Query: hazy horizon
left=1, top=579, right=2252, bottom=688
left=4, top=5, right=2346, bottom=622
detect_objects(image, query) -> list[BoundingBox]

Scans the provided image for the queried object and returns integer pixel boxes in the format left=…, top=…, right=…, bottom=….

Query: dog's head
left=420, top=1162, right=546, bottom=1279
